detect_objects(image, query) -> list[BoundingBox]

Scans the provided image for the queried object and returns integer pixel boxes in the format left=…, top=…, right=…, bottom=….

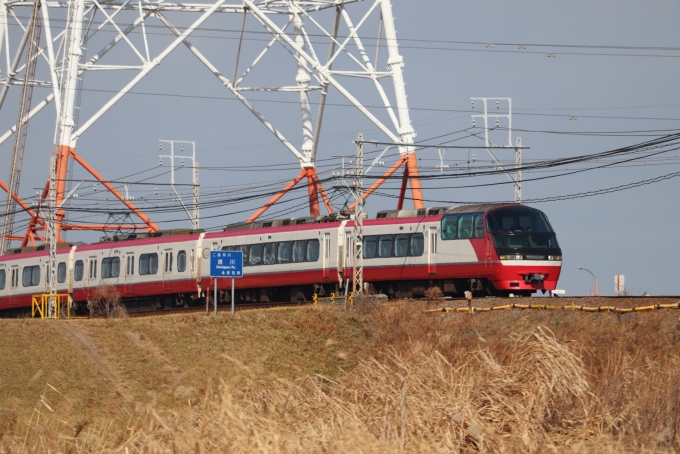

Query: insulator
left=496, top=100, right=500, bottom=109
left=181, top=158, right=185, bottom=167
left=495, top=117, right=500, bottom=127
left=158, top=143, right=162, bottom=151
left=159, top=158, right=163, bottom=166
left=472, top=154, right=476, bottom=162
left=472, top=120, right=476, bottom=127
left=471, top=101, right=475, bottom=109
left=155, top=186, right=158, bottom=195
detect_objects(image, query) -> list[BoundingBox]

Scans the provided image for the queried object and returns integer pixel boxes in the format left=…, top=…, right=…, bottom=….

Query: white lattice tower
left=0, top=0, right=421, bottom=240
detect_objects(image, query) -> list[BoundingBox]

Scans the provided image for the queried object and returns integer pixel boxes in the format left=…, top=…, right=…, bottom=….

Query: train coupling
left=523, top=273, right=546, bottom=284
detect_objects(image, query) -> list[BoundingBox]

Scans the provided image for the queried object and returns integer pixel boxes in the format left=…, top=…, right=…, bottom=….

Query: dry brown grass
left=1, top=299, right=680, bottom=452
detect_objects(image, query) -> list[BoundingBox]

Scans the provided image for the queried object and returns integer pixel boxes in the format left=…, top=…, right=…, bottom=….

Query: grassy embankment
left=1, top=297, right=679, bottom=452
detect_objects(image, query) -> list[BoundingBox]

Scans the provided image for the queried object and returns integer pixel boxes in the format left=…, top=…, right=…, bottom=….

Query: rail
left=423, top=301, right=680, bottom=315
left=31, top=294, right=72, bottom=318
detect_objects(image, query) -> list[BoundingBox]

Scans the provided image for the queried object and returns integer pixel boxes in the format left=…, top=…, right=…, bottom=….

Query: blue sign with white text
left=210, top=251, right=243, bottom=278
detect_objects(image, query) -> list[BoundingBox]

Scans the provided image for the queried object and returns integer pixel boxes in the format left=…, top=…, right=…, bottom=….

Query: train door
left=124, top=253, right=135, bottom=294
left=344, top=230, right=353, bottom=281
left=428, top=226, right=437, bottom=275
left=322, top=233, right=331, bottom=279
left=9, top=265, right=19, bottom=305
left=88, top=256, right=98, bottom=290
left=336, top=221, right=347, bottom=282
left=163, top=249, right=173, bottom=291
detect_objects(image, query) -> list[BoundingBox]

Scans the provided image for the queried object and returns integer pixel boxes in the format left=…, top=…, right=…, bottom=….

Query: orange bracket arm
left=311, top=171, right=333, bottom=214
left=406, top=152, right=424, bottom=209
left=0, top=179, right=44, bottom=225
left=68, top=150, right=160, bottom=232
left=347, top=156, right=407, bottom=212
left=246, top=170, right=306, bottom=223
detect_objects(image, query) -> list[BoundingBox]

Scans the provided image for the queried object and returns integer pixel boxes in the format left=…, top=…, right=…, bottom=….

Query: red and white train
left=0, top=203, right=562, bottom=315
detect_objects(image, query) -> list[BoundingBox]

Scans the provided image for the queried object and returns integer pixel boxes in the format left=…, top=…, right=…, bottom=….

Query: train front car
left=485, top=205, right=562, bottom=295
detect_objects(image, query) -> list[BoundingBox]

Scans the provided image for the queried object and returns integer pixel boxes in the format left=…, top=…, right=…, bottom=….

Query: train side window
left=126, top=255, right=135, bottom=276
left=221, top=246, right=235, bottom=251
left=74, top=260, right=84, bottom=281
left=139, top=253, right=158, bottom=275
left=235, top=245, right=248, bottom=265
left=32, top=266, right=40, bottom=286
left=394, top=234, right=409, bottom=257
left=263, top=243, right=276, bottom=265
left=22, top=267, right=31, bottom=287
left=177, top=251, right=187, bottom=272
left=57, top=262, right=67, bottom=283
left=378, top=235, right=393, bottom=258
left=410, top=233, right=424, bottom=256
left=363, top=236, right=377, bottom=259
left=292, top=240, right=307, bottom=263
left=474, top=214, right=485, bottom=238
left=22, top=266, right=40, bottom=287
left=102, top=257, right=120, bottom=279
left=102, top=258, right=111, bottom=278
left=277, top=242, right=291, bottom=264
left=458, top=214, right=474, bottom=239
left=0, top=270, right=5, bottom=290
left=249, top=244, right=263, bottom=266
left=306, top=239, right=320, bottom=262
left=441, top=215, right=458, bottom=240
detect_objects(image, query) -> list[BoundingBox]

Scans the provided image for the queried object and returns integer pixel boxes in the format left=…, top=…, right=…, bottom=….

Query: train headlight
left=500, top=254, right=523, bottom=260
left=547, top=255, right=562, bottom=261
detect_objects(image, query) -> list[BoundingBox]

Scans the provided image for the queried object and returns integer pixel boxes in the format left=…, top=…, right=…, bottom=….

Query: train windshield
left=487, top=207, right=560, bottom=250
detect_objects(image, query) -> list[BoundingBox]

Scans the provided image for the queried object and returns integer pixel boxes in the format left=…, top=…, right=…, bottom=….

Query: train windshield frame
left=486, top=207, right=561, bottom=253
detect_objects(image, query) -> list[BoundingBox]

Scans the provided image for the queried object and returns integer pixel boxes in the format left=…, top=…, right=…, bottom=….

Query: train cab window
left=394, top=234, right=409, bottom=257
left=263, top=243, right=276, bottom=265
left=410, top=233, right=424, bottom=256
left=57, top=262, right=67, bottom=283
left=306, top=239, right=320, bottom=262
left=378, top=235, right=393, bottom=258
left=0, top=270, right=5, bottom=290
left=363, top=236, right=377, bottom=259
left=22, top=265, right=40, bottom=287
left=292, top=240, right=307, bottom=263
left=458, top=214, right=474, bottom=239
left=441, top=215, right=458, bottom=240
left=249, top=244, right=263, bottom=266
left=474, top=214, right=485, bottom=238
left=177, top=251, right=187, bottom=272
left=102, top=257, right=120, bottom=279
left=89, top=259, right=97, bottom=279
left=74, top=260, right=84, bottom=281
left=164, top=252, right=173, bottom=273
left=277, top=242, right=291, bottom=264
left=139, top=253, right=158, bottom=275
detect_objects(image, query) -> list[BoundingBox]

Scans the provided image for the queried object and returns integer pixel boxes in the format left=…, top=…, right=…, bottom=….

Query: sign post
left=210, top=251, right=243, bottom=316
